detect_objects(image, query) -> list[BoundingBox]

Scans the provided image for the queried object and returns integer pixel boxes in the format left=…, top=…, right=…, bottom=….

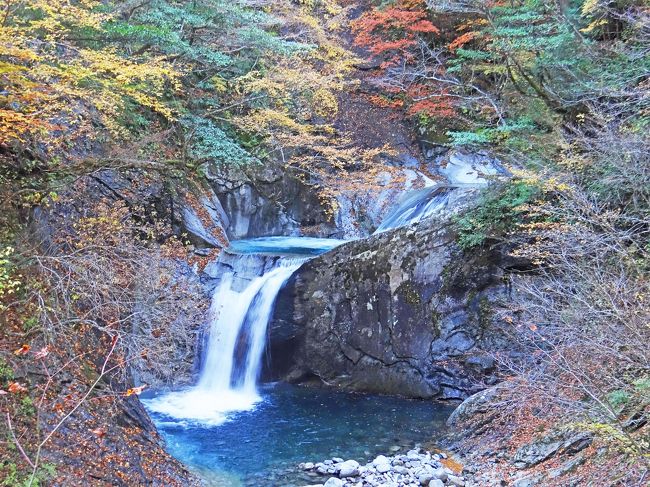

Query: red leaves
left=351, top=1, right=439, bottom=58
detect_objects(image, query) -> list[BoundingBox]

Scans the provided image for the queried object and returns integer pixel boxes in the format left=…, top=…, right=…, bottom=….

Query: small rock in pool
left=429, top=480, right=444, bottom=487
left=389, top=445, right=401, bottom=452
left=323, top=478, right=344, bottom=487
left=303, top=462, right=315, bottom=470
left=332, top=457, right=344, bottom=463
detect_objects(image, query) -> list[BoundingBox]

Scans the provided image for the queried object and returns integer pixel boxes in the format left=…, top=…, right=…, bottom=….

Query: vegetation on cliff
left=349, top=0, right=648, bottom=483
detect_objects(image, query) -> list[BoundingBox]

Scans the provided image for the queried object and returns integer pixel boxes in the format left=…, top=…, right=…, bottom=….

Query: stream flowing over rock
left=272, top=213, right=516, bottom=400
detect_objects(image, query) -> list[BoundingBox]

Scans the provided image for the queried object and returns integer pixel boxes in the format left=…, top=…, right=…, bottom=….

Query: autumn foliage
left=351, top=0, right=439, bottom=63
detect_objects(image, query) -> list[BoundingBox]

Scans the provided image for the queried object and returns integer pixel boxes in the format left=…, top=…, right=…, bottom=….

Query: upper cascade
left=374, top=152, right=506, bottom=233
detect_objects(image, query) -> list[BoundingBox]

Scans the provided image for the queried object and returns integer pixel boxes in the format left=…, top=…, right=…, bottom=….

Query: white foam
left=145, top=259, right=302, bottom=426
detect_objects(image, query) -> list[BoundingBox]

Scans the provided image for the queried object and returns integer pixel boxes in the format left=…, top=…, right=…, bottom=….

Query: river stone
left=417, top=466, right=435, bottom=485
left=323, top=478, right=344, bottom=487
left=432, top=468, right=448, bottom=481
left=338, top=460, right=360, bottom=477
left=303, top=462, right=315, bottom=470
left=373, top=455, right=390, bottom=466
left=429, top=481, right=445, bottom=487
left=447, top=475, right=466, bottom=486
left=376, top=462, right=391, bottom=474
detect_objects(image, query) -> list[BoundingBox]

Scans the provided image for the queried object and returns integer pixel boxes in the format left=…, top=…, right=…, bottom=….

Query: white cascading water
left=145, top=257, right=304, bottom=425
left=374, top=185, right=454, bottom=234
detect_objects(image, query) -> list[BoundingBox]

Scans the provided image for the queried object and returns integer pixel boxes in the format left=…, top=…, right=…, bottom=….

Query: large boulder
left=271, top=215, right=518, bottom=399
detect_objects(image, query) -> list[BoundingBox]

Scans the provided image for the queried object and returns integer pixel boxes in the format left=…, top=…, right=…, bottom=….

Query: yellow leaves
left=580, top=0, right=601, bottom=16
left=1, top=1, right=183, bottom=147
left=210, top=75, right=229, bottom=94
left=581, top=19, right=609, bottom=33
left=16, top=0, right=110, bottom=39
left=509, top=169, right=571, bottom=194
left=236, top=108, right=310, bottom=136
left=312, top=88, right=338, bottom=117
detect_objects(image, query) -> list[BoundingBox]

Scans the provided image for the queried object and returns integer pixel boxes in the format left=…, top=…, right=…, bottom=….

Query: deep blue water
left=227, top=236, right=348, bottom=256
left=145, top=383, right=454, bottom=486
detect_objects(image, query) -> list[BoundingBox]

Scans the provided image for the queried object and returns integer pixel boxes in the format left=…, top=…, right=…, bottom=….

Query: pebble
left=300, top=448, right=466, bottom=487
left=338, top=460, right=360, bottom=478
left=447, top=475, right=466, bottom=486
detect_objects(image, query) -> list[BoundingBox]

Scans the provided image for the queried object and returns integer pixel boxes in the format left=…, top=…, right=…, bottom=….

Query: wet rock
left=203, top=161, right=335, bottom=239
left=429, top=480, right=445, bottom=487
left=324, top=478, right=344, bottom=487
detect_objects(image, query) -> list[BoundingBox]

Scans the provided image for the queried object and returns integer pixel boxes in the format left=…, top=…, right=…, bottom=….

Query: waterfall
left=144, top=237, right=343, bottom=425
left=374, top=185, right=454, bottom=234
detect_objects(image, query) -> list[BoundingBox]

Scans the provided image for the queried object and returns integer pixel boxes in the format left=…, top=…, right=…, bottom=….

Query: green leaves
left=454, top=180, right=542, bottom=250
left=182, top=116, right=254, bottom=165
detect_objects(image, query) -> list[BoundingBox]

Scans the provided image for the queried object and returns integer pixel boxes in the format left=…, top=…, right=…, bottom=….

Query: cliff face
left=272, top=215, right=516, bottom=400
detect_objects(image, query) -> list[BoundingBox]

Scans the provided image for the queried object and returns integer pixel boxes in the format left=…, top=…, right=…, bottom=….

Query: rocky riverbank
left=299, top=448, right=467, bottom=487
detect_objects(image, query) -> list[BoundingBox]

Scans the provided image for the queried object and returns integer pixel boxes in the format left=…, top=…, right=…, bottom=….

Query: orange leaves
left=449, top=31, right=478, bottom=52
left=13, top=344, right=50, bottom=359
left=90, top=427, right=106, bottom=438
left=7, top=382, right=28, bottom=394
left=366, top=94, right=404, bottom=109
left=124, top=385, right=146, bottom=397
left=405, top=84, right=455, bottom=118
left=13, top=344, right=31, bottom=355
